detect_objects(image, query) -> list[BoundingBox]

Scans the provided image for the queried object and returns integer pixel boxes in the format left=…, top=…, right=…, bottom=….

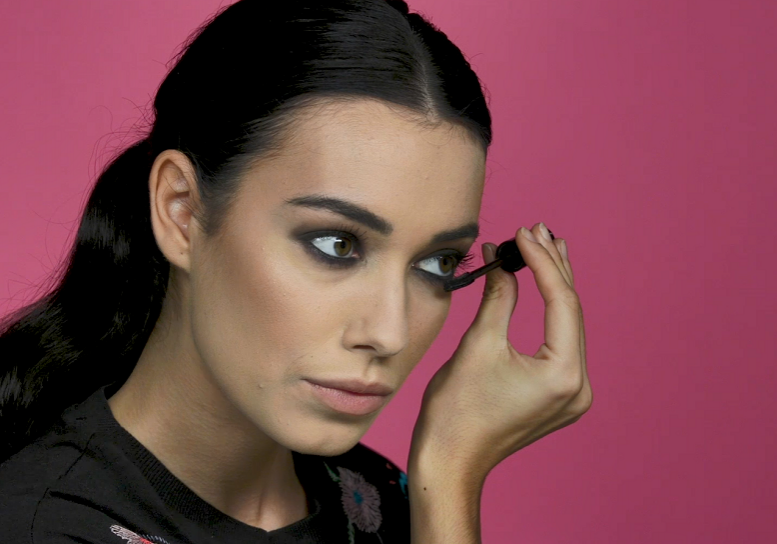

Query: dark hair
left=0, top=0, right=491, bottom=461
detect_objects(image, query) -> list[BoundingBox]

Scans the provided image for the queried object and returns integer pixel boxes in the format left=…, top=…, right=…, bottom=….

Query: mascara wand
left=443, top=229, right=555, bottom=292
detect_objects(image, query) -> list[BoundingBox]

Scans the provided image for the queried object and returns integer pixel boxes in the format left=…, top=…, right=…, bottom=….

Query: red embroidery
left=110, top=525, right=155, bottom=544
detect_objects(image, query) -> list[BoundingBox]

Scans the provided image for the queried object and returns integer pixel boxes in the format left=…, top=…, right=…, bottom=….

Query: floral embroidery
left=110, top=525, right=170, bottom=544
left=338, top=467, right=382, bottom=533
left=110, top=525, right=153, bottom=544
left=386, top=462, right=408, bottom=499
left=398, top=471, right=408, bottom=498
left=324, top=462, right=384, bottom=543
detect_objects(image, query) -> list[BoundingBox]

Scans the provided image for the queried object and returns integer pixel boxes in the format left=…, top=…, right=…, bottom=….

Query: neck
left=107, top=302, right=308, bottom=530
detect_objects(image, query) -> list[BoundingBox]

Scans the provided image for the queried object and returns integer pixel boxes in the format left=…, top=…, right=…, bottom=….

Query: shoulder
left=0, top=420, right=138, bottom=544
left=0, top=424, right=105, bottom=543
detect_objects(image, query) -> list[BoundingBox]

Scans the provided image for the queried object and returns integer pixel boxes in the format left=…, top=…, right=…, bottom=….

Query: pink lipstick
left=305, top=378, right=392, bottom=416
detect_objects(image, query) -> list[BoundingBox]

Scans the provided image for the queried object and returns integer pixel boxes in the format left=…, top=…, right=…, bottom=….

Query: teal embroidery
left=324, top=461, right=341, bottom=482
left=398, top=472, right=408, bottom=498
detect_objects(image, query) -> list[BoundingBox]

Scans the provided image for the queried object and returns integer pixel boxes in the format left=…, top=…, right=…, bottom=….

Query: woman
left=0, top=0, right=591, bottom=542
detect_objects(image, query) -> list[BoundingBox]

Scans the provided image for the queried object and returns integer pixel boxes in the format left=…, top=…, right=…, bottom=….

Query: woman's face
left=189, top=99, right=486, bottom=455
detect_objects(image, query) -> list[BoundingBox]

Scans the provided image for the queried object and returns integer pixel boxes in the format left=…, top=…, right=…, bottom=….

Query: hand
left=410, top=222, right=592, bottom=480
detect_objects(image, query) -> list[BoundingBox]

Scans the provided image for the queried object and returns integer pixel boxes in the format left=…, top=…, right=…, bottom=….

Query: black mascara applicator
left=443, top=229, right=555, bottom=292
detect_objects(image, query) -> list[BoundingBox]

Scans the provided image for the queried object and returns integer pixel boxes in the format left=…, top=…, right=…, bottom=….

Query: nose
left=343, top=273, right=411, bottom=359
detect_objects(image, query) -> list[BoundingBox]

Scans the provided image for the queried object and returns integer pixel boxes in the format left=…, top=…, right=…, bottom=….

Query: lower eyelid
left=417, top=269, right=450, bottom=284
left=314, top=250, right=357, bottom=268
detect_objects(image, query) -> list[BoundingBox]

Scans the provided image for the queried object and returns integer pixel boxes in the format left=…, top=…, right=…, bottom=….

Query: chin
left=277, top=417, right=374, bottom=457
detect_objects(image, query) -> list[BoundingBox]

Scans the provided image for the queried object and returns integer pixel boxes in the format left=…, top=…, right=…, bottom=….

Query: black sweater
left=0, top=385, right=410, bottom=543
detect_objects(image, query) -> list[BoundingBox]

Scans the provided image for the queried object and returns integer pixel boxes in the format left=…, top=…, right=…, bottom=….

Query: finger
left=555, top=237, right=586, bottom=386
left=578, top=300, right=588, bottom=387
left=562, top=244, right=588, bottom=399
left=530, top=222, right=572, bottom=287
left=556, top=239, right=574, bottom=287
left=516, top=227, right=580, bottom=361
left=466, top=241, right=518, bottom=342
left=557, top=240, right=585, bottom=381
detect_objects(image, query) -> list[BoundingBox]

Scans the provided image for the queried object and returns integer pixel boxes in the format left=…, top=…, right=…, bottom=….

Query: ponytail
left=0, top=139, right=169, bottom=461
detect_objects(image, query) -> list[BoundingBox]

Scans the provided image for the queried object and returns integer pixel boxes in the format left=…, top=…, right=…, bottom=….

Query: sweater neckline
left=67, top=383, right=339, bottom=541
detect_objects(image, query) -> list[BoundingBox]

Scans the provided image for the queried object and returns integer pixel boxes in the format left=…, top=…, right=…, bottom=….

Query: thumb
left=466, top=242, right=518, bottom=342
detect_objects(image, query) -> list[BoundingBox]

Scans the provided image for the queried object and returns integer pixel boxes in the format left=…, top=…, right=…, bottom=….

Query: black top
left=0, top=384, right=410, bottom=543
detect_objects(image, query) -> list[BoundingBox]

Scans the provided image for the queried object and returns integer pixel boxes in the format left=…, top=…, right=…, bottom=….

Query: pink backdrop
left=1, top=1, right=775, bottom=541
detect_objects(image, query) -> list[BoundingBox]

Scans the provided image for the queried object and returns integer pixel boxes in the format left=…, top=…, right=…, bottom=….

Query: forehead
left=239, top=99, right=486, bottom=232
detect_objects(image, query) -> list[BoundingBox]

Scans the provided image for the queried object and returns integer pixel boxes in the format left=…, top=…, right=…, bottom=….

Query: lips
left=306, top=378, right=394, bottom=396
left=305, top=378, right=394, bottom=416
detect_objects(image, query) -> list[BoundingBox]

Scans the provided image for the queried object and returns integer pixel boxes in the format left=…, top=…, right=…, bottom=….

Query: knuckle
left=551, top=289, right=579, bottom=313
left=582, top=385, right=594, bottom=411
left=548, top=367, right=583, bottom=400
left=572, top=386, right=594, bottom=416
left=560, top=288, right=580, bottom=308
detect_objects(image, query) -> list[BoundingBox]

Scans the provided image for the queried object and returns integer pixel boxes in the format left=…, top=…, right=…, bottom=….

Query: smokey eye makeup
left=297, top=223, right=477, bottom=287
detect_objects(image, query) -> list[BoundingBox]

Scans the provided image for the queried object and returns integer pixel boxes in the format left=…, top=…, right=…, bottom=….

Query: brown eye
left=311, top=235, right=355, bottom=258
left=439, top=256, right=456, bottom=274
left=333, top=237, right=352, bottom=257
left=416, top=254, right=459, bottom=278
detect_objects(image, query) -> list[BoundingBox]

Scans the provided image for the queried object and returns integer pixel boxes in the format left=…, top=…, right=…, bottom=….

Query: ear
left=148, top=150, right=201, bottom=272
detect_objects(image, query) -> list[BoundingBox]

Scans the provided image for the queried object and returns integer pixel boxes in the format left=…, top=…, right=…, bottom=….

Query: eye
left=301, top=225, right=475, bottom=284
left=415, top=254, right=461, bottom=278
left=310, top=234, right=357, bottom=259
left=301, top=228, right=365, bottom=268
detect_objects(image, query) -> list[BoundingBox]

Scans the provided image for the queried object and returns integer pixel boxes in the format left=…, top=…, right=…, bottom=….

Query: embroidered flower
left=398, top=471, right=408, bottom=498
left=337, top=467, right=383, bottom=533
left=110, top=525, right=171, bottom=544
left=110, top=525, right=154, bottom=544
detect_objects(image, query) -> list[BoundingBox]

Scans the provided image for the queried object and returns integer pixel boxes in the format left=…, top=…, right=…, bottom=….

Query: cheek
left=189, top=229, right=453, bottom=392
left=188, top=235, right=325, bottom=389
left=399, top=295, right=451, bottom=378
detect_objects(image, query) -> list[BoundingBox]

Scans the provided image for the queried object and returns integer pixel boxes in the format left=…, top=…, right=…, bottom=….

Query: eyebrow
left=284, top=194, right=480, bottom=244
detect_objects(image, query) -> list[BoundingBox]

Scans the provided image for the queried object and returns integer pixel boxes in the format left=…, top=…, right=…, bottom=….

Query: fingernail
left=539, top=223, right=552, bottom=242
left=487, top=243, right=498, bottom=260
left=560, top=239, right=568, bottom=259
left=482, top=242, right=494, bottom=261
left=521, top=227, right=538, bottom=243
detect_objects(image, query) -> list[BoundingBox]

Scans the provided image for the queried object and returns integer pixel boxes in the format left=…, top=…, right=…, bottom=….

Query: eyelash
left=302, top=223, right=476, bottom=287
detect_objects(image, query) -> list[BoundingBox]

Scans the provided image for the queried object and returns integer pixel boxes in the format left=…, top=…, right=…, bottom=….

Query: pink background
left=1, top=0, right=775, bottom=541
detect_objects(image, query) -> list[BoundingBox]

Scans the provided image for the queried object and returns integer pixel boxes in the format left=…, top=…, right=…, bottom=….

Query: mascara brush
left=443, top=229, right=555, bottom=292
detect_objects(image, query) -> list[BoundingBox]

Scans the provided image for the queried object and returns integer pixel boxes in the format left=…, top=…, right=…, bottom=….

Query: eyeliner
left=443, top=229, right=555, bottom=292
